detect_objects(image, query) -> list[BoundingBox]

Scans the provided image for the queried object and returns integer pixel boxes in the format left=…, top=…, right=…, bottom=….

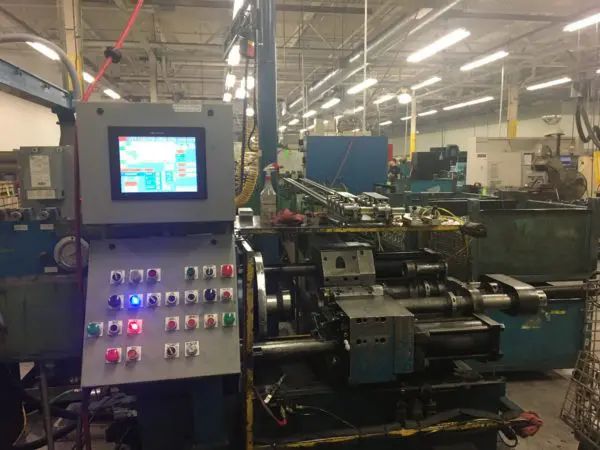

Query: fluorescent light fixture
left=347, top=78, right=378, bottom=95
left=416, top=8, right=433, bottom=20
left=407, top=28, right=470, bottom=63
left=597, top=68, right=600, bottom=74
left=27, top=42, right=60, bottom=61
left=303, top=110, right=317, bottom=118
left=323, top=120, right=330, bottom=125
left=334, top=114, right=344, bottom=121
left=83, top=72, right=95, bottom=84
left=401, top=116, right=411, bottom=121
left=349, top=52, right=362, bottom=63
left=351, top=128, right=361, bottom=133
left=241, top=76, right=255, bottom=90
left=310, top=70, right=339, bottom=92
left=411, top=76, right=441, bottom=90
left=279, top=125, right=287, bottom=132
left=321, top=97, right=341, bottom=109
left=443, top=96, right=494, bottom=111
left=290, top=97, right=303, bottom=108
left=246, top=107, right=255, bottom=117
left=289, top=118, right=300, bottom=126
left=227, top=44, right=241, bottom=67
left=380, top=120, right=393, bottom=126
left=307, top=124, right=316, bottom=130
left=564, top=12, right=600, bottom=32
left=103, top=88, right=121, bottom=100
left=398, top=92, right=413, bottom=105
left=225, top=73, right=236, bottom=88
left=223, top=92, right=232, bottom=102
left=299, top=128, right=307, bottom=134
left=526, top=77, right=572, bottom=91
left=345, top=106, right=364, bottom=115
left=235, top=87, right=247, bottom=99
left=460, top=51, right=509, bottom=72
left=232, top=0, right=243, bottom=17
left=419, top=109, right=438, bottom=117
left=373, top=94, right=396, bottom=105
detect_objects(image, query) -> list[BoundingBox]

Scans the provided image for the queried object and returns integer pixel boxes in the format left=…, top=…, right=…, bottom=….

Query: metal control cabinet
left=76, top=103, right=234, bottom=225
left=81, top=235, right=240, bottom=387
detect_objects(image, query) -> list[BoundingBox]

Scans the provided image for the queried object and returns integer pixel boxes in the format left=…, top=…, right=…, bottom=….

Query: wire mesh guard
left=428, top=231, right=470, bottom=281
left=561, top=280, right=600, bottom=449
left=0, top=181, right=19, bottom=211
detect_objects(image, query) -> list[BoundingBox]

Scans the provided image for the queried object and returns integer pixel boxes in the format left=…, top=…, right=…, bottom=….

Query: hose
left=0, top=33, right=81, bottom=99
left=82, top=0, right=144, bottom=101
left=12, top=423, right=77, bottom=450
left=575, top=98, right=600, bottom=149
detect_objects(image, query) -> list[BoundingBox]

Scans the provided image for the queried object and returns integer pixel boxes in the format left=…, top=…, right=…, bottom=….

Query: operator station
left=1, top=1, right=600, bottom=449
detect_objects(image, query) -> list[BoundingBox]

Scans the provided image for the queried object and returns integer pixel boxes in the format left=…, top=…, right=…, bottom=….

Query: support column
left=507, top=79, right=520, bottom=138
left=257, top=0, right=278, bottom=175
left=60, top=0, right=83, bottom=90
left=410, top=95, right=417, bottom=157
left=148, top=51, right=159, bottom=103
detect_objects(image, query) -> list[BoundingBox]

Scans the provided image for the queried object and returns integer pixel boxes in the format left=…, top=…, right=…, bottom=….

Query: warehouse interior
left=1, top=0, right=600, bottom=449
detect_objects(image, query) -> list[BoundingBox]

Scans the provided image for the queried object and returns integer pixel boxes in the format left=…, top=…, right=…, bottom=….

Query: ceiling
left=0, top=0, right=599, bottom=132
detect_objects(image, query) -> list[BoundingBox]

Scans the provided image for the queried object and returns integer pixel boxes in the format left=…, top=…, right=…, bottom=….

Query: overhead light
left=564, top=12, right=600, bottom=32
left=349, top=52, right=362, bottom=63
left=334, top=114, right=344, bottom=121
left=526, top=77, right=572, bottom=91
left=351, top=128, right=361, bottom=133
left=380, top=120, right=393, bottom=126
left=373, top=94, right=396, bottom=105
left=246, top=107, right=255, bottom=117
left=416, top=8, right=433, bottom=20
left=83, top=72, right=95, bottom=84
left=443, top=96, right=494, bottom=111
left=307, top=124, right=316, bottom=130
left=407, top=28, right=470, bottom=63
left=347, top=78, right=378, bottom=95
left=597, top=68, right=600, bottom=74
left=290, top=97, right=303, bottom=108
left=235, top=87, right=247, bottom=99
left=321, top=97, right=341, bottom=109
left=303, top=110, right=317, bottom=118
left=241, top=76, right=255, bottom=90
left=323, top=120, right=330, bottom=125
left=103, top=88, right=121, bottom=100
left=279, top=125, right=287, bottom=132
left=460, top=51, right=509, bottom=72
left=27, top=42, right=60, bottom=61
left=345, top=106, right=364, bottom=114
left=398, top=92, right=412, bottom=105
left=419, top=109, right=438, bottom=117
left=299, top=128, right=307, bottom=134
left=401, top=116, right=411, bottom=121
left=289, top=118, right=300, bottom=126
left=227, top=44, right=241, bottom=67
left=310, top=70, right=339, bottom=92
left=223, top=92, right=232, bottom=102
left=225, top=73, right=236, bottom=88
left=281, top=102, right=287, bottom=116
left=411, top=76, right=441, bottom=90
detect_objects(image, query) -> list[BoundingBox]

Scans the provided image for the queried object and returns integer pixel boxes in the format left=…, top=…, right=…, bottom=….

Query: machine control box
left=81, top=235, right=240, bottom=387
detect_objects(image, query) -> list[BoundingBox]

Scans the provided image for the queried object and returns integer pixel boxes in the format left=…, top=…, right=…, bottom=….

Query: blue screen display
left=118, top=136, right=198, bottom=194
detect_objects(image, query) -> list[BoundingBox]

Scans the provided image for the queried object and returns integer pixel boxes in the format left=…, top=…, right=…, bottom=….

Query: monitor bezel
left=108, top=126, right=207, bottom=201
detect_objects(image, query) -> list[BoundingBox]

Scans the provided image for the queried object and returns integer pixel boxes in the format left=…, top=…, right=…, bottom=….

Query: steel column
left=507, top=77, right=520, bottom=138
left=410, top=95, right=417, bottom=157
left=257, top=0, right=278, bottom=185
left=60, top=0, right=83, bottom=89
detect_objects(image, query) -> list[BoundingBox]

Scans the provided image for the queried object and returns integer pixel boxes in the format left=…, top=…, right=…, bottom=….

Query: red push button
left=127, top=348, right=139, bottom=361
left=127, top=320, right=142, bottom=335
left=167, top=319, right=178, bottom=331
left=187, top=317, right=197, bottom=329
left=221, top=264, right=234, bottom=278
left=105, top=348, right=120, bottom=364
left=221, top=289, right=233, bottom=301
left=205, top=315, right=217, bottom=328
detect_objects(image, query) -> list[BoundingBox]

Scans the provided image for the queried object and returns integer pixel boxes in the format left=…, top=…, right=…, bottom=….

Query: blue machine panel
left=306, top=136, right=388, bottom=193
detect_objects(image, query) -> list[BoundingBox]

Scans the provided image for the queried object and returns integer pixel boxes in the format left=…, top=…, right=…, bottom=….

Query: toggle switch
left=110, top=270, right=125, bottom=285
left=108, top=295, right=123, bottom=310
left=203, top=265, right=216, bottom=280
left=164, top=343, right=179, bottom=359
left=203, top=289, right=217, bottom=303
left=146, top=293, right=160, bottom=307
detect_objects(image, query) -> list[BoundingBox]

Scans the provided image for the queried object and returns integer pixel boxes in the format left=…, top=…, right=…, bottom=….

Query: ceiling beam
left=445, top=11, right=564, bottom=22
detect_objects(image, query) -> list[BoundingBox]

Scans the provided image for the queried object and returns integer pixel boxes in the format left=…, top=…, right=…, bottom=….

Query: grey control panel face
left=81, top=235, right=240, bottom=387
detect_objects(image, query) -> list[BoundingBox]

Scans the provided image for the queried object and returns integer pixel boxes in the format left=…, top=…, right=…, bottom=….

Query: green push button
left=223, top=313, right=236, bottom=327
left=87, top=322, right=101, bottom=337
left=186, top=267, right=196, bottom=279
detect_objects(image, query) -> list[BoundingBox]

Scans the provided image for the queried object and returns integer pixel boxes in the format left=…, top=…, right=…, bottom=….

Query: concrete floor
left=24, top=371, right=579, bottom=450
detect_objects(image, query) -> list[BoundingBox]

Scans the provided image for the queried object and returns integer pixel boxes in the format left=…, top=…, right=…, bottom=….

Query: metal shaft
left=253, top=338, right=337, bottom=359
left=38, top=363, right=55, bottom=450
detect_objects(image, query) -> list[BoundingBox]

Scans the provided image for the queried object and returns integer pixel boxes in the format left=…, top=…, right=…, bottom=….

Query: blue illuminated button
left=204, top=289, right=217, bottom=302
left=108, top=295, right=121, bottom=309
left=129, top=295, right=142, bottom=308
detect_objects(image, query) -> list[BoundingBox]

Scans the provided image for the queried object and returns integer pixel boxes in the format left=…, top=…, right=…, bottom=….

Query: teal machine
left=382, top=191, right=598, bottom=372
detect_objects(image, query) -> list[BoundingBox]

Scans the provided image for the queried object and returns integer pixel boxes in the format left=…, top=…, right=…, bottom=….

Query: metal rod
left=253, top=338, right=337, bottom=359
left=38, top=363, right=55, bottom=450
left=498, top=63, right=505, bottom=136
left=363, top=0, right=368, bottom=132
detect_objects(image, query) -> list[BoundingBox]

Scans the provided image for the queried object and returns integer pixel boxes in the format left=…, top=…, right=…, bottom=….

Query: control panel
left=81, top=235, right=240, bottom=387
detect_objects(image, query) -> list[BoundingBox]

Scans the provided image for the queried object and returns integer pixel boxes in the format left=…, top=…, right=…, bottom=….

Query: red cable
left=81, top=0, right=144, bottom=101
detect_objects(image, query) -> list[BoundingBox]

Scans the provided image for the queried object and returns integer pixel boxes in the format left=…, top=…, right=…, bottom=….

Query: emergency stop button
left=220, top=264, right=234, bottom=278
left=105, top=348, right=121, bottom=364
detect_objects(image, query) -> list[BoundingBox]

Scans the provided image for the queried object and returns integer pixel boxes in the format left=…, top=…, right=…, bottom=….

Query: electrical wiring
left=295, top=405, right=359, bottom=433
left=254, top=387, right=287, bottom=427
left=82, top=0, right=144, bottom=101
